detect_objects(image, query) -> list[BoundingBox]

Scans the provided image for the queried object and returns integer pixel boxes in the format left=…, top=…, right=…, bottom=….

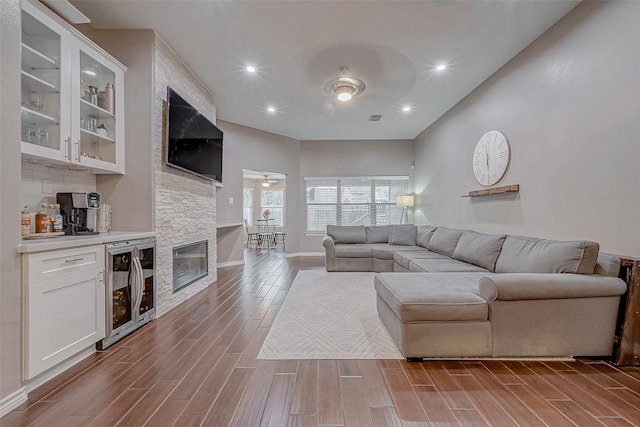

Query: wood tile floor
left=4, top=248, right=640, bottom=426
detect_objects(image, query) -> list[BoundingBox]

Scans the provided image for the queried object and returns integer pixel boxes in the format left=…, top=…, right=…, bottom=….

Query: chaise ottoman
left=374, top=272, right=493, bottom=359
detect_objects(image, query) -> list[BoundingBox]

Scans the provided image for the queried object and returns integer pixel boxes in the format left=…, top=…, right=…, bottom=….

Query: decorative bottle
left=104, top=83, right=115, bottom=114
left=21, top=207, right=31, bottom=237
left=52, top=204, right=63, bottom=232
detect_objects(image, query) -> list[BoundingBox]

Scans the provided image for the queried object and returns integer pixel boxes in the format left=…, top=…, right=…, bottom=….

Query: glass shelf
left=21, top=43, right=57, bottom=70
left=21, top=70, right=57, bottom=93
left=80, top=99, right=114, bottom=119
left=80, top=128, right=114, bottom=143
left=21, top=106, right=58, bottom=125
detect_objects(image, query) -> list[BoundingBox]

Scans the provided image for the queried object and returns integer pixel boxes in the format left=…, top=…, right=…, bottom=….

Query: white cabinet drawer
left=24, top=245, right=105, bottom=283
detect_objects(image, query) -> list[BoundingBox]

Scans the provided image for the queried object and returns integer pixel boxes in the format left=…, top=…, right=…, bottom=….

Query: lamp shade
left=396, top=195, right=414, bottom=207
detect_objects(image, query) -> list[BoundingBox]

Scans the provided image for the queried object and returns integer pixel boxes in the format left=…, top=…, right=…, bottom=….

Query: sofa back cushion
left=594, top=253, right=621, bottom=277
left=365, top=225, right=390, bottom=243
left=389, top=225, right=417, bottom=246
left=327, top=225, right=366, bottom=244
left=453, top=230, right=507, bottom=272
left=495, top=235, right=599, bottom=274
left=416, top=225, right=438, bottom=248
left=428, top=227, right=464, bottom=257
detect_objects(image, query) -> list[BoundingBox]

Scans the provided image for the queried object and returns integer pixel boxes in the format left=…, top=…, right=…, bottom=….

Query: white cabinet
left=20, top=0, right=125, bottom=174
left=22, top=245, right=106, bottom=380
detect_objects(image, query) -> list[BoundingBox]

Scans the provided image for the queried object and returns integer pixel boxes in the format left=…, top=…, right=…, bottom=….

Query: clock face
left=473, top=130, right=510, bottom=186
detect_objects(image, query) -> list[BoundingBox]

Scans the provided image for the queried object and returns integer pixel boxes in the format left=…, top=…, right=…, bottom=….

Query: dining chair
left=244, top=219, right=259, bottom=247
left=273, top=226, right=286, bottom=246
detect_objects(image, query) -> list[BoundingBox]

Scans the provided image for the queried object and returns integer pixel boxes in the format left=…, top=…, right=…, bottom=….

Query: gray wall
left=413, top=1, right=640, bottom=258
left=299, top=139, right=415, bottom=253
left=216, top=120, right=301, bottom=260
left=0, top=0, right=23, bottom=403
left=91, top=30, right=155, bottom=232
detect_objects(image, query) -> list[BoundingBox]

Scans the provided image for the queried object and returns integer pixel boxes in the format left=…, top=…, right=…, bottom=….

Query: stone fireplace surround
left=153, top=35, right=218, bottom=316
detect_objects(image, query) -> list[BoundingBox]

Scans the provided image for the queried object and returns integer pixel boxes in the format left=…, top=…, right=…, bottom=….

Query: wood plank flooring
left=4, top=248, right=640, bottom=427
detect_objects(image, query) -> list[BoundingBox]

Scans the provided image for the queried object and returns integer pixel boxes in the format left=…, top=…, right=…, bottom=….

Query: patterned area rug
left=258, top=271, right=403, bottom=359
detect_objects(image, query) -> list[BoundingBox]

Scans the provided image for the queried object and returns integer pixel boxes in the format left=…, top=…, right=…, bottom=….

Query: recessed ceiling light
left=246, top=66, right=256, bottom=73
left=267, top=107, right=276, bottom=112
left=402, top=106, right=411, bottom=112
left=436, top=64, right=446, bottom=71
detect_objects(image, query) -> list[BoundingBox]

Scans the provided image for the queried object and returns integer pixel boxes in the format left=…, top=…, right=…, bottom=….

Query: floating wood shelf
left=462, top=184, right=520, bottom=198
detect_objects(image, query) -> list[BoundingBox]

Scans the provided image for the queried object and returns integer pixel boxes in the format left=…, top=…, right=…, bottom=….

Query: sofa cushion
left=393, top=250, right=449, bottom=270
left=416, top=225, right=438, bottom=248
left=453, top=230, right=507, bottom=272
left=366, top=225, right=390, bottom=243
left=370, top=244, right=423, bottom=261
left=389, top=225, right=417, bottom=246
left=428, top=227, right=465, bottom=257
left=374, top=273, right=489, bottom=322
left=594, top=253, right=621, bottom=277
left=409, top=258, right=489, bottom=273
left=327, top=225, right=366, bottom=244
left=334, top=244, right=373, bottom=258
left=495, top=236, right=600, bottom=274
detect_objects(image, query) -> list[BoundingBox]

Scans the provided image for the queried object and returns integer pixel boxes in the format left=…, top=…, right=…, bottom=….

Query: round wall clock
left=472, top=130, right=510, bottom=186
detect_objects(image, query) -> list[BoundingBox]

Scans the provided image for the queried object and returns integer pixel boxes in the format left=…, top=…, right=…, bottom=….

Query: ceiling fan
left=262, top=175, right=279, bottom=187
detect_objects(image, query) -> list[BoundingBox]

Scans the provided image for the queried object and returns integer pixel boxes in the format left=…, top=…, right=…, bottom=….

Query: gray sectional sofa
left=322, top=224, right=627, bottom=360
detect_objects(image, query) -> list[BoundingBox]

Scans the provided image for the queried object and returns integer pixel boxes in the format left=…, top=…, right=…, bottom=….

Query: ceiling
left=70, top=0, right=579, bottom=141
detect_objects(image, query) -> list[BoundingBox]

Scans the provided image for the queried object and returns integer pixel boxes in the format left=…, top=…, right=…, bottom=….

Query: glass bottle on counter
left=21, top=207, right=31, bottom=237
left=35, top=205, right=50, bottom=234
left=51, top=204, right=63, bottom=232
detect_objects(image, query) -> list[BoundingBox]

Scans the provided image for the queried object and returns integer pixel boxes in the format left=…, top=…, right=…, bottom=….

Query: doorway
left=243, top=169, right=287, bottom=247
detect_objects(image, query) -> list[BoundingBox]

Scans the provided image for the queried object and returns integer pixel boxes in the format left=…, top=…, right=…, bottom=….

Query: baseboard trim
left=217, top=260, right=245, bottom=268
left=0, top=387, right=27, bottom=418
left=23, top=346, right=96, bottom=394
left=284, top=252, right=324, bottom=258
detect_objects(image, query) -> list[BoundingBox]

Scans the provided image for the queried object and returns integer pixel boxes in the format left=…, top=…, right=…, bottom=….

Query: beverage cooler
left=97, top=237, right=156, bottom=350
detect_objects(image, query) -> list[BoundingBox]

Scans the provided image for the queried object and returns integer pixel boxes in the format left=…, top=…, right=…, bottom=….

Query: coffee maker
left=57, top=192, right=101, bottom=235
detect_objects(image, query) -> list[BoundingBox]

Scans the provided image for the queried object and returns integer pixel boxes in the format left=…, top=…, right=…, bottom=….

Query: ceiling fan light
left=325, top=71, right=366, bottom=102
left=337, top=91, right=352, bottom=102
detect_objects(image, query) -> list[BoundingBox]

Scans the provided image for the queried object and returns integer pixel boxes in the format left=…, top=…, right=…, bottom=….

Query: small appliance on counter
left=57, top=192, right=100, bottom=235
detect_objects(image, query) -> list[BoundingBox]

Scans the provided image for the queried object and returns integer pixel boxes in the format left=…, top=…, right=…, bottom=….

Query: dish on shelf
left=23, top=232, right=65, bottom=239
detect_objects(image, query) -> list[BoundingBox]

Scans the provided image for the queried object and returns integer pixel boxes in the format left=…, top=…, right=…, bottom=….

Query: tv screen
left=165, top=87, right=223, bottom=182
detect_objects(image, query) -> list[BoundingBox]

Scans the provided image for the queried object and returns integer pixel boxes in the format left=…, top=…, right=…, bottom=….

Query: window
left=260, top=190, right=284, bottom=226
left=243, top=189, right=253, bottom=224
left=305, top=177, right=408, bottom=233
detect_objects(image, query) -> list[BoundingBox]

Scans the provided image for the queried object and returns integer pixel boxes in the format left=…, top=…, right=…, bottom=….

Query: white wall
left=0, top=0, right=24, bottom=408
left=299, top=139, right=415, bottom=253
left=413, top=1, right=640, bottom=258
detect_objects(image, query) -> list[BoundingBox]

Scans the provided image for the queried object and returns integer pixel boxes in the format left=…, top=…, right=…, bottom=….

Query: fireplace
left=173, top=240, right=208, bottom=293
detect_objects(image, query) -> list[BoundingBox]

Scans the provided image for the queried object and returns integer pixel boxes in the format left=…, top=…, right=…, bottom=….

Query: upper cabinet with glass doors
left=21, top=0, right=126, bottom=174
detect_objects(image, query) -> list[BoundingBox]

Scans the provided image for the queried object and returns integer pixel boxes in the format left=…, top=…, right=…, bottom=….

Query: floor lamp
left=396, top=195, right=414, bottom=224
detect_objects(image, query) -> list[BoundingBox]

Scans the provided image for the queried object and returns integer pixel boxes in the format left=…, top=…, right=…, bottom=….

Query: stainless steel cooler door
left=105, top=244, right=135, bottom=338
left=134, top=242, right=155, bottom=321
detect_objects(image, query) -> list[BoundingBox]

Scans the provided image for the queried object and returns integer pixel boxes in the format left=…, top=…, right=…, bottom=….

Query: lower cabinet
left=22, top=245, right=105, bottom=380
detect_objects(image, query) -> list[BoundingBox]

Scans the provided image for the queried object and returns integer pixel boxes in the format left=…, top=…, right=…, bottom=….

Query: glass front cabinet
left=21, top=0, right=125, bottom=174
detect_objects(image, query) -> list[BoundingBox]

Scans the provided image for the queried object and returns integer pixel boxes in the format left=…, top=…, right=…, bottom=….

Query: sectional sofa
left=322, top=225, right=627, bottom=359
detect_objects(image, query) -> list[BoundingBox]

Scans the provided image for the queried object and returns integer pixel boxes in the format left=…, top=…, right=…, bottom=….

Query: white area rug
left=258, top=271, right=403, bottom=360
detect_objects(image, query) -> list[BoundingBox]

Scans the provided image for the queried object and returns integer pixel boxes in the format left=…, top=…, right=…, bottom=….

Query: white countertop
left=18, top=231, right=156, bottom=253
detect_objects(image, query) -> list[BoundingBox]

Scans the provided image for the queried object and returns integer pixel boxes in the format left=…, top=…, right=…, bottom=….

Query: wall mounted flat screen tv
left=164, top=86, right=223, bottom=182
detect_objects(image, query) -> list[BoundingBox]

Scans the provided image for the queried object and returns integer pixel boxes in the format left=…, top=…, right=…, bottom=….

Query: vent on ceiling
left=369, top=114, right=383, bottom=122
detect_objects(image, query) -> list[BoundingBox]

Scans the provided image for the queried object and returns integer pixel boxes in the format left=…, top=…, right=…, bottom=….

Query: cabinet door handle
left=65, top=257, right=84, bottom=263
left=64, top=138, right=70, bottom=160
left=75, top=140, right=80, bottom=162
